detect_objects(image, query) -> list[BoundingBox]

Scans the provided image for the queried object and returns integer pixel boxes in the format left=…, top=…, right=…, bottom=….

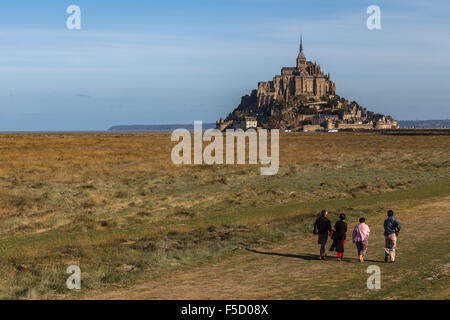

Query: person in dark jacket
left=313, top=209, right=332, bottom=260
left=329, top=213, right=347, bottom=262
left=384, top=210, right=402, bottom=263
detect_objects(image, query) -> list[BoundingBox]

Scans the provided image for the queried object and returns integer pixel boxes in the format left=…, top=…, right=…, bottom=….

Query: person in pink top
left=352, top=217, right=371, bottom=262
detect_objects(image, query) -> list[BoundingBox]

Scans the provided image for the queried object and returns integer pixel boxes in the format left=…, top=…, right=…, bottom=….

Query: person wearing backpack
left=313, top=209, right=332, bottom=260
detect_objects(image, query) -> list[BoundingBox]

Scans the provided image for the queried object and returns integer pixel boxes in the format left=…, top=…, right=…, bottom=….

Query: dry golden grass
left=0, top=131, right=448, bottom=298
left=79, top=196, right=450, bottom=300
left=1, top=132, right=448, bottom=237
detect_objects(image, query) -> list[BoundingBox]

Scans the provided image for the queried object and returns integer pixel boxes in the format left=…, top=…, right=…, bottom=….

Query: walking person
left=384, top=210, right=402, bottom=263
left=352, top=217, right=370, bottom=262
left=313, top=209, right=332, bottom=260
left=329, top=213, right=347, bottom=262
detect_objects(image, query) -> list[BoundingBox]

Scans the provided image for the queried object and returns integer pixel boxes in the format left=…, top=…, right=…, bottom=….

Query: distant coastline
left=0, top=120, right=448, bottom=134
left=107, top=120, right=450, bottom=132
left=396, top=119, right=450, bottom=129
left=107, top=123, right=217, bottom=133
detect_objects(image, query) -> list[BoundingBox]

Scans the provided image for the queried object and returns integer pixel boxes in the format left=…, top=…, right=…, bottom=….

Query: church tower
left=296, top=35, right=307, bottom=72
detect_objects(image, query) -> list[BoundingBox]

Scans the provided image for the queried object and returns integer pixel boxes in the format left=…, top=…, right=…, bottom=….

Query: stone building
left=232, top=117, right=258, bottom=130
left=257, top=36, right=336, bottom=108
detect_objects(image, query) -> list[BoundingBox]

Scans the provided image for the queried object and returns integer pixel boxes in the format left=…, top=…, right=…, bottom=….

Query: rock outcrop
left=217, top=36, right=398, bottom=131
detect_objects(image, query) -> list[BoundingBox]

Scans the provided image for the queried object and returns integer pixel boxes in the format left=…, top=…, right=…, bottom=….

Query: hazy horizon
left=0, top=120, right=448, bottom=133
left=1, top=0, right=449, bottom=131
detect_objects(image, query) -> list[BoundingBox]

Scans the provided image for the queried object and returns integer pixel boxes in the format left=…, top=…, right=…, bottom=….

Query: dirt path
left=79, top=197, right=450, bottom=300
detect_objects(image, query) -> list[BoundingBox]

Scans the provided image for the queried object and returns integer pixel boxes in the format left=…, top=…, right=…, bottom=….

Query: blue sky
left=0, top=0, right=449, bottom=131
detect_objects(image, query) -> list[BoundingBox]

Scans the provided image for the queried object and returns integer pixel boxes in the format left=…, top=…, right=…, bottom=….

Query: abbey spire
left=297, top=34, right=306, bottom=69
left=300, top=34, right=303, bottom=53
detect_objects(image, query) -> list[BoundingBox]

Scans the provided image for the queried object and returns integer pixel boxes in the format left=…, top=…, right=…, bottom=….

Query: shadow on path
left=246, top=248, right=383, bottom=263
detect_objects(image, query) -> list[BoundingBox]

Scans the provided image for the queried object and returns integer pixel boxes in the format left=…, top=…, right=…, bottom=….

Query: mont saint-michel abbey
left=257, top=36, right=336, bottom=107
left=218, top=36, right=398, bottom=132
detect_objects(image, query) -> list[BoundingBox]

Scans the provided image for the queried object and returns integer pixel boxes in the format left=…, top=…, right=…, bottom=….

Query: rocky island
left=217, top=36, right=398, bottom=131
